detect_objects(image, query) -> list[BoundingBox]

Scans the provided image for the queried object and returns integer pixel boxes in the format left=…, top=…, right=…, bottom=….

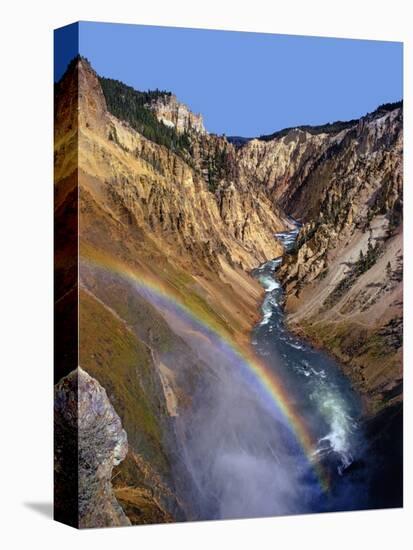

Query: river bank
left=254, top=222, right=402, bottom=510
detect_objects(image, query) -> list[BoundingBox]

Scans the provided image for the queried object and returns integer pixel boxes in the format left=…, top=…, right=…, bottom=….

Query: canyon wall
left=55, top=57, right=290, bottom=526
left=238, top=107, right=403, bottom=415
left=54, top=56, right=402, bottom=525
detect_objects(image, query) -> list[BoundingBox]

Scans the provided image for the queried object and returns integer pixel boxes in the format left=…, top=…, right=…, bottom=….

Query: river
left=170, top=222, right=400, bottom=520
left=251, top=221, right=383, bottom=513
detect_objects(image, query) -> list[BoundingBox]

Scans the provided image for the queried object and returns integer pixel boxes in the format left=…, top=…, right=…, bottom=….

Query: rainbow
left=81, top=253, right=330, bottom=492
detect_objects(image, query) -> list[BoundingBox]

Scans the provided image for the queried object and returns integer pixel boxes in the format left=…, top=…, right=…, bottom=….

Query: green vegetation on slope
left=206, top=143, right=238, bottom=193
left=300, top=318, right=402, bottom=414
left=79, top=289, right=169, bottom=472
left=259, top=101, right=403, bottom=142
left=259, top=119, right=358, bottom=142
left=99, top=76, right=191, bottom=156
left=322, top=239, right=383, bottom=310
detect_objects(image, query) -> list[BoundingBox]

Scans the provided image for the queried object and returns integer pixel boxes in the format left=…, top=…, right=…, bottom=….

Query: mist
left=144, top=289, right=318, bottom=520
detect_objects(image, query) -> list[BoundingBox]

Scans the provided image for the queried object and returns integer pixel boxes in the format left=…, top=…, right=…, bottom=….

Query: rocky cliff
left=54, top=368, right=130, bottom=528
left=54, top=56, right=402, bottom=525
left=55, top=57, right=292, bottom=526
left=72, top=56, right=287, bottom=335
left=148, top=93, right=206, bottom=134
left=237, top=105, right=403, bottom=414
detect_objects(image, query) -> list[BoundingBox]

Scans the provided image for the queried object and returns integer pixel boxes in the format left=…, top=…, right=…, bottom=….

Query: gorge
left=54, top=56, right=403, bottom=527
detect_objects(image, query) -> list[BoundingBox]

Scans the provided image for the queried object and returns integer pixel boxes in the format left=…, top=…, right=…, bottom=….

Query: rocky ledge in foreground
left=54, top=367, right=130, bottom=528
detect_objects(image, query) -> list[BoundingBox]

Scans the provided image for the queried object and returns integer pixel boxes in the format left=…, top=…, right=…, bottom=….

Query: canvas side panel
left=54, top=22, right=79, bottom=528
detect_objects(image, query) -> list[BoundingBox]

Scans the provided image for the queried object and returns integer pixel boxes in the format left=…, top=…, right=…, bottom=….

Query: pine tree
left=386, top=261, right=392, bottom=279
left=366, top=239, right=374, bottom=268
left=357, top=249, right=365, bottom=273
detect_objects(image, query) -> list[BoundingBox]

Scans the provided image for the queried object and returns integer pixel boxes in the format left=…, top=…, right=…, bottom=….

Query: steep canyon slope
left=55, top=57, right=290, bottom=526
left=236, top=105, right=403, bottom=414
left=54, top=56, right=402, bottom=526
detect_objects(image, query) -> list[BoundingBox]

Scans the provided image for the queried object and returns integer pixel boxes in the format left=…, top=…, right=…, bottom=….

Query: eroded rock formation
left=148, top=93, right=206, bottom=134
left=54, top=56, right=403, bottom=524
left=54, top=367, right=130, bottom=528
left=226, top=103, right=403, bottom=414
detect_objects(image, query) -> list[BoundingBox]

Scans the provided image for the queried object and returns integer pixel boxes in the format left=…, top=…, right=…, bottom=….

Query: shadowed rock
left=54, top=367, right=130, bottom=528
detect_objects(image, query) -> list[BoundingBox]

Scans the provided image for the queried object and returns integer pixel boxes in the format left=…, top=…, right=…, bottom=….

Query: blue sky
left=55, top=22, right=403, bottom=137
